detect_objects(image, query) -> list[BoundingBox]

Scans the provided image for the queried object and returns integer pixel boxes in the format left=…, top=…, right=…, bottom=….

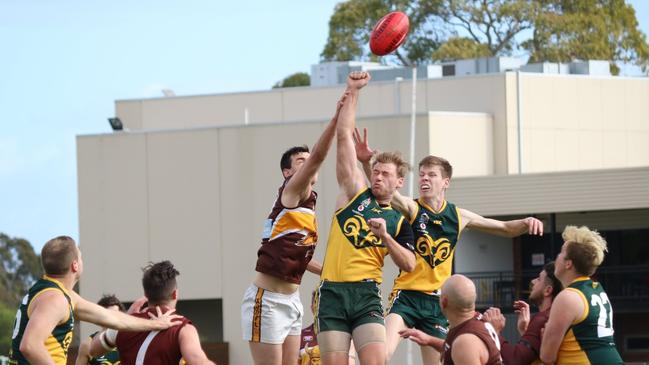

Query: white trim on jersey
left=135, top=330, right=160, bottom=365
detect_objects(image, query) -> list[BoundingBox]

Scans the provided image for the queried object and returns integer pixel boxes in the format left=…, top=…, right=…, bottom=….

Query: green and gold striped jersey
left=393, top=199, right=462, bottom=293
left=9, top=276, right=75, bottom=365
left=557, top=277, right=623, bottom=365
left=321, top=188, right=414, bottom=283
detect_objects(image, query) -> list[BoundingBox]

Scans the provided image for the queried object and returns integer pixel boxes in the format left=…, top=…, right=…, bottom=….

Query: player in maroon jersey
left=90, top=261, right=215, bottom=365
left=400, top=275, right=502, bottom=365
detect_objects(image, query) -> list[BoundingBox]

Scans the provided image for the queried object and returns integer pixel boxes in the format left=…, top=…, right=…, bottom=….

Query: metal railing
left=465, top=265, right=649, bottom=312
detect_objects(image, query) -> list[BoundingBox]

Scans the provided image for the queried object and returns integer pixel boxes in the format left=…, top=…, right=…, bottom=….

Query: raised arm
left=353, top=127, right=417, bottom=219
left=336, top=72, right=371, bottom=203
left=282, top=91, right=349, bottom=207
left=460, top=208, right=543, bottom=237
left=72, top=291, right=179, bottom=331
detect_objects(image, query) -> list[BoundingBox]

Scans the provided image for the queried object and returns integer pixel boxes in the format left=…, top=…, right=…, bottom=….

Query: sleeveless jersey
left=256, top=178, right=318, bottom=284
left=321, top=188, right=411, bottom=283
left=89, top=331, right=120, bottom=365
left=557, top=277, right=623, bottom=365
left=443, top=313, right=503, bottom=365
left=393, top=199, right=461, bottom=293
left=9, top=276, right=75, bottom=365
left=115, top=307, right=191, bottom=365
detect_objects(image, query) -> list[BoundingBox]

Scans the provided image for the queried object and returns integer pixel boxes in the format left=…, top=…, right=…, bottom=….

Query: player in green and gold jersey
left=540, top=226, right=623, bottom=365
left=353, top=130, right=544, bottom=364
left=316, top=71, right=416, bottom=365
left=9, top=236, right=180, bottom=365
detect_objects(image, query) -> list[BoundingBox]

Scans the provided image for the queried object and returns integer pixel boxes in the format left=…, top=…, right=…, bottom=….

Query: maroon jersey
left=500, top=309, right=550, bottom=365
left=300, top=324, right=318, bottom=350
left=443, top=313, right=503, bottom=365
left=115, top=307, right=191, bottom=365
left=256, top=178, right=318, bottom=284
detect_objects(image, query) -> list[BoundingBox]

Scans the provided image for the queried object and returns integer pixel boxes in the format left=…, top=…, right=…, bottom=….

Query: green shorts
left=387, top=290, right=448, bottom=339
left=315, top=281, right=384, bottom=334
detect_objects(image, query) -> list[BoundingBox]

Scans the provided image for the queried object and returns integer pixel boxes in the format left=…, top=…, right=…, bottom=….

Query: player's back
left=557, top=278, right=623, bottom=365
left=443, top=313, right=502, bottom=365
left=115, top=307, right=190, bottom=365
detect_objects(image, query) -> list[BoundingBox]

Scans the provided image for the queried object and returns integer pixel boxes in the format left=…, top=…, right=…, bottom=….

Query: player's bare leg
left=320, top=331, right=352, bottom=365
left=281, top=335, right=300, bottom=365
left=249, top=342, right=282, bottom=365
left=353, top=323, right=386, bottom=365
left=385, top=313, right=407, bottom=362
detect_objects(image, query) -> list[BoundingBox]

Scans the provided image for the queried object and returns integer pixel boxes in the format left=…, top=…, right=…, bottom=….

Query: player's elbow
left=19, top=337, right=39, bottom=359
left=539, top=350, right=556, bottom=364
left=401, top=257, right=416, bottom=272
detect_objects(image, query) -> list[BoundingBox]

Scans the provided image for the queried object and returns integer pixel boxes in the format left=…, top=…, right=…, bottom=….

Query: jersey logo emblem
left=342, top=215, right=383, bottom=248
left=415, top=234, right=453, bottom=268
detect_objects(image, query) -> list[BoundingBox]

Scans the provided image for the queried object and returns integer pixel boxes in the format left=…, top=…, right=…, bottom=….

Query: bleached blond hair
left=562, top=225, right=608, bottom=276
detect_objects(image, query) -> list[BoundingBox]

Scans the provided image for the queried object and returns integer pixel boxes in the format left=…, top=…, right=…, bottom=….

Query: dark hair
left=419, top=155, right=453, bottom=179
left=280, top=145, right=309, bottom=171
left=142, top=261, right=179, bottom=304
left=543, top=261, right=563, bottom=299
left=41, top=236, right=78, bottom=275
left=97, top=294, right=126, bottom=311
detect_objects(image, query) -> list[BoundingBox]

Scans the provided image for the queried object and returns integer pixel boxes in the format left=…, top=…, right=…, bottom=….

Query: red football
left=369, top=11, right=410, bottom=56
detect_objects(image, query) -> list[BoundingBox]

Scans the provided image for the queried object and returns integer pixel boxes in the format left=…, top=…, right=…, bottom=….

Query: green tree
left=431, top=36, right=492, bottom=61
left=524, top=0, right=649, bottom=74
left=0, top=302, right=15, bottom=356
left=273, top=72, right=311, bottom=88
left=0, top=233, right=41, bottom=308
left=321, top=0, right=445, bottom=65
left=320, top=0, right=649, bottom=71
left=438, top=0, right=539, bottom=56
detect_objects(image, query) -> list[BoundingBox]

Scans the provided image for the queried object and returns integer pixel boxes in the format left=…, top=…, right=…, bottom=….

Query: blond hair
left=371, top=151, right=410, bottom=178
left=562, top=225, right=608, bottom=276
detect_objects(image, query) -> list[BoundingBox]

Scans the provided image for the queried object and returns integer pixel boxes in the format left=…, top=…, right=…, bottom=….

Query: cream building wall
left=78, top=72, right=649, bottom=364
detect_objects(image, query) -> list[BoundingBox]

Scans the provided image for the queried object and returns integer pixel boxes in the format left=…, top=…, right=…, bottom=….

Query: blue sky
left=1, top=0, right=648, bottom=252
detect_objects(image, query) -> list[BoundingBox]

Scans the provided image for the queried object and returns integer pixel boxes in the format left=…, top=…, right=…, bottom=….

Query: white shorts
left=241, top=284, right=303, bottom=344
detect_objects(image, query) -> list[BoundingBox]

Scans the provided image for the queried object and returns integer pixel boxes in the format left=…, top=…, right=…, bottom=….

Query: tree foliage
left=0, top=302, right=14, bottom=356
left=273, top=72, right=311, bottom=88
left=524, top=0, right=649, bottom=74
left=431, top=36, right=491, bottom=61
left=321, top=0, right=445, bottom=65
left=438, top=0, right=539, bottom=56
left=0, top=233, right=41, bottom=308
left=321, top=0, right=649, bottom=71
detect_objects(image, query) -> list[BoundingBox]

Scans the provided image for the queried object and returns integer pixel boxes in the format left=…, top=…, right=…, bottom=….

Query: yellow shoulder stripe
left=335, top=187, right=369, bottom=215
left=27, top=288, right=71, bottom=324
left=565, top=287, right=589, bottom=324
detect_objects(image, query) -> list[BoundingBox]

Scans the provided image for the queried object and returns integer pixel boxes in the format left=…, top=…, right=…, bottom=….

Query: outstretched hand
left=353, top=128, right=375, bottom=163
left=525, top=217, right=543, bottom=235
left=347, top=71, right=371, bottom=90
left=147, top=306, right=182, bottom=329
left=399, top=328, right=434, bottom=346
